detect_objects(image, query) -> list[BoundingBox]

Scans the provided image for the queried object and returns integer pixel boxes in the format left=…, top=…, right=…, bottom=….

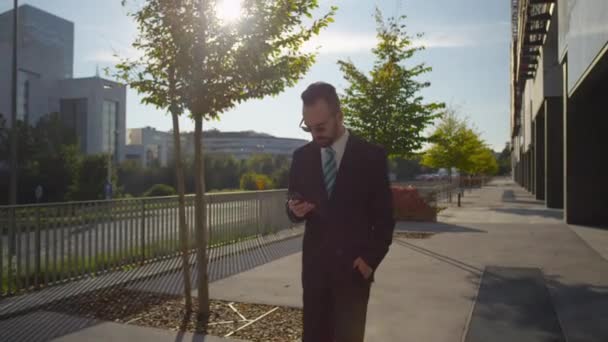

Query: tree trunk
left=194, top=116, right=210, bottom=321
left=171, top=109, right=192, bottom=313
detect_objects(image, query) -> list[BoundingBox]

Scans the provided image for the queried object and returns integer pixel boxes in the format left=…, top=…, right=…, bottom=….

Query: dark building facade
left=510, top=0, right=608, bottom=226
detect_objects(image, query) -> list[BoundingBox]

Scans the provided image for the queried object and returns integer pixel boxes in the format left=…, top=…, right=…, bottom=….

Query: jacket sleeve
left=286, top=150, right=307, bottom=223
left=361, top=148, right=395, bottom=270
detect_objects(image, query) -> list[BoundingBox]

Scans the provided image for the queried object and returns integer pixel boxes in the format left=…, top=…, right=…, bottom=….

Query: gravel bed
left=45, top=286, right=302, bottom=341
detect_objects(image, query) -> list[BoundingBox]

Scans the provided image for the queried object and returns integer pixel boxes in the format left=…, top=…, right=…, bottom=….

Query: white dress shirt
left=321, top=128, right=349, bottom=171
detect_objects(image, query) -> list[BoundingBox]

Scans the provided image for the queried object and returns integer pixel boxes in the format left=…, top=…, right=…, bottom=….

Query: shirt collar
left=329, top=127, right=349, bottom=154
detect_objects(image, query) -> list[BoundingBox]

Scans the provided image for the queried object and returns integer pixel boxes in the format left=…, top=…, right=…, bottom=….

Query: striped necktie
left=323, top=147, right=337, bottom=196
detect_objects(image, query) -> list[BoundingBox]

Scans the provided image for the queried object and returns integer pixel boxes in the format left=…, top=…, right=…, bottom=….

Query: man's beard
left=314, top=136, right=333, bottom=148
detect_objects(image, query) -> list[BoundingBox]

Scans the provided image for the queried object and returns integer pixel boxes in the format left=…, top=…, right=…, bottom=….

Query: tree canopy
left=339, top=10, right=444, bottom=158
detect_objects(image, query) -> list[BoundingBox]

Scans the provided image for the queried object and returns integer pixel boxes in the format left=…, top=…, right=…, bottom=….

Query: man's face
left=302, top=99, right=343, bottom=148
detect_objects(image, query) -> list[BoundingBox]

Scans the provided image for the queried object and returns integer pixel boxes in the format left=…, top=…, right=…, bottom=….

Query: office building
left=126, top=127, right=173, bottom=167
left=510, top=0, right=608, bottom=225
left=125, top=128, right=308, bottom=167
left=0, top=5, right=126, bottom=161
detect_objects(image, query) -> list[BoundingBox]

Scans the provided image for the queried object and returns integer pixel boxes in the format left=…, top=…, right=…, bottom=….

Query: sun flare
left=216, top=0, right=243, bottom=22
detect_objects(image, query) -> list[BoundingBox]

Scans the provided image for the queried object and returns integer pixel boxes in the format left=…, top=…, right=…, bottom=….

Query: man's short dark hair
left=301, top=82, right=341, bottom=114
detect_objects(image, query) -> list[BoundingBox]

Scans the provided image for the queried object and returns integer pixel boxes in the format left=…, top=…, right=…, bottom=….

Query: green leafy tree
left=205, top=154, right=241, bottom=190
left=0, top=113, right=81, bottom=204
left=272, top=166, right=290, bottom=189
left=247, top=154, right=275, bottom=175
left=468, top=147, right=499, bottom=176
left=421, top=109, right=483, bottom=179
left=68, top=154, right=117, bottom=201
left=338, top=10, right=444, bottom=158
left=114, top=0, right=194, bottom=312
left=116, top=0, right=335, bottom=320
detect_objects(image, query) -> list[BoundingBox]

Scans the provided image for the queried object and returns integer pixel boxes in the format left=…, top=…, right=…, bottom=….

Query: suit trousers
left=302, top=269, right=371, bottom=342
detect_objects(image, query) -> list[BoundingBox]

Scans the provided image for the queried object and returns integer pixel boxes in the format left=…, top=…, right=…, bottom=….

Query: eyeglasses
left=299, top=115, right=336, bottom=133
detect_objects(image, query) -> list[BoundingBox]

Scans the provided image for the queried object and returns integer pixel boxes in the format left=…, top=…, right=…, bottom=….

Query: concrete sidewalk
left=211, top=178, right=608, bottom=342
left=0, top=310, right=245, bottom=342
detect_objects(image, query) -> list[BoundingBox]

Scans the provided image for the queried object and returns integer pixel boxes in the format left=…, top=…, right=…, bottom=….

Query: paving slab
left=210, top=252, right=303, bottom=308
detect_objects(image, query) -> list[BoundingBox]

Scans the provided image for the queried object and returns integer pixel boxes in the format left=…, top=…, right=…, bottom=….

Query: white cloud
left=302, top=29, right=480, bottom=55
left=417, top=32, right=476, bottom=48
left=85, top=50, right=120, bottom=63
left=85, top=47, right=142, bottom=63
left=302, top=31, right=378, bottom=54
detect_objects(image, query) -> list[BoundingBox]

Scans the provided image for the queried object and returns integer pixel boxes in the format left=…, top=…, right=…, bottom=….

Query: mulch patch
left=45, top=286, right=302, bottom=341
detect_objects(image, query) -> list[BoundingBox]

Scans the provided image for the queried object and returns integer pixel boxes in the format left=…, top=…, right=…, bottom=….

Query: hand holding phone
left=288, top=192, right=315, bottom=218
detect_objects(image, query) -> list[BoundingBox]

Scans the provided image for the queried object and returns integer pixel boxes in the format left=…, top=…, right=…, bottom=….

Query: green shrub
left=240, top=172, right=274, bottom=190
left=143, top=184, right=176, bottom=197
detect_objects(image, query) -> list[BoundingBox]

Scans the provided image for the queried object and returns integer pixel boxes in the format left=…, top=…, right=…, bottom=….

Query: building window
left=102, top=100, right=118, bottom=158
left=16, top=69, right=40, bottom=122
left=59, top=98, right=88, bottom=153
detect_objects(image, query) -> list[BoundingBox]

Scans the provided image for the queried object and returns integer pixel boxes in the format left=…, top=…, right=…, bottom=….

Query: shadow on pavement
left=464, top=270, right=608, bottom=342
left=0, top=233, right=303, bottom=342
left=395, top=222, right=487, bottom=235
left=393, top=239, right=483, bottom=276
left=395, top=237, right=608, bottom=342
left=491, top=208, right=564, bottom=220
left=464, top=267, right=565, bottom=342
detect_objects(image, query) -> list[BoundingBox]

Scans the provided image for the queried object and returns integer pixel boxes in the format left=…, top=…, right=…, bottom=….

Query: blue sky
left=1, top=0, right=511, bottom=151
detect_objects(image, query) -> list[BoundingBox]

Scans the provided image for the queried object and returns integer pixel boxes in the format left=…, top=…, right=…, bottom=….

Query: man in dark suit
left=287, top=82, right=395, bottom=342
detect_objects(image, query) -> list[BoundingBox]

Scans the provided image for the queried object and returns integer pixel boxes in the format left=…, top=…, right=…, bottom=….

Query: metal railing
left=0, top=190, right=291, bottom=296
left=393, top=176, right=487, bottom=205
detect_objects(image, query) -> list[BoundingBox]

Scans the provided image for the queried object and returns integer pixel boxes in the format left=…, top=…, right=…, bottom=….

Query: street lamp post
left=9, top=0, right=19, bottom=206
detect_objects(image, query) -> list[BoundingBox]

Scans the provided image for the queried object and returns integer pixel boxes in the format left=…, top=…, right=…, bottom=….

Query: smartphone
left=288, top=191, right=306, bottom=202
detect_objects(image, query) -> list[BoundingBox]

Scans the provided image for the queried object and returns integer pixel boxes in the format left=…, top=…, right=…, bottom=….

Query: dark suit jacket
left=287, top=133, right=395, bottom=288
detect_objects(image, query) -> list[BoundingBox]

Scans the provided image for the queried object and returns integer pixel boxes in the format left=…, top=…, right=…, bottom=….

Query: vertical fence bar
left=123, top=201, right=129, bottom=264
left=93, top=202, right=100, bottom=275
left=106, top=201, right=112, bottom=272
left=112, top=201, right=118, bottom=270
left=50, top=207, right=57, bottom=285
left=123, top=201, right=128, bottom=265
left=75, top=203, right=80, bottom=278
left=129, top=200, right=135, bottom=264
left=24, top=207, right=31, bottom=290
left=167, top=199, right=172, bottom=255
left=58, top=205, right=65, bottom=283
left=100, top=203, right=106, bottom=272
left=162, top=199, right=167, bottom=256
left=115, top=201, right=121, bottom=266
left=173, top=198, right=178, bottom=253
left=86, top=202, right=92, bottom=277
left=154, top=200, right=158, bottom=258
left=157, top=200, right=163, bottom=256
left=229, top=199, right=235, bottom=272
left=15, top=208, right=22, bottom=291
left=6, top=207, right=13, bottom=294
left=69, top=204, right=75, bottom=280
left=158, top=200, right=163, bottom=257
left=140, top=200, right=146, bottom=263
left=34, top=206, right=41, bottom=288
